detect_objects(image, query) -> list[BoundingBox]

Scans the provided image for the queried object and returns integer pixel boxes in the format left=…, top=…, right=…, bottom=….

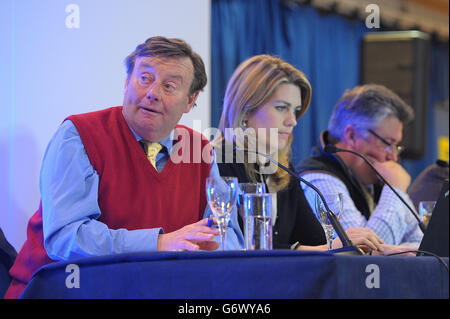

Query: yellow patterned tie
left=146, top=142, right=163, bottom=169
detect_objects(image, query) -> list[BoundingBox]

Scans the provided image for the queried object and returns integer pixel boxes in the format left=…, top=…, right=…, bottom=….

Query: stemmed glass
left=315, top=193, right=344, bottom=250
left=206, top=176, right=239, bottom=251
left=419, top=201, right=436, bottom=227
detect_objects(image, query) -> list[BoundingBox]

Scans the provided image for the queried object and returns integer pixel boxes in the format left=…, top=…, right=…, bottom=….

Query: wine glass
left=315, top=193, right=344, bottom=250
left=419, top=201, right=436, bottom=227
left=206, top=176, right=239, bottom=251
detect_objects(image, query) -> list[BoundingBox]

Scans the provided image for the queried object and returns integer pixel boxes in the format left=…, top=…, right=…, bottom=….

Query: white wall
left=0, top=0, right=211, bottom=251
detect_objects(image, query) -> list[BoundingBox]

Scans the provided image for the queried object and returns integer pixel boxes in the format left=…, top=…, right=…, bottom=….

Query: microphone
left=234, top=146, right=364, bottom=255
left=324, top=145, right=426, bottom=233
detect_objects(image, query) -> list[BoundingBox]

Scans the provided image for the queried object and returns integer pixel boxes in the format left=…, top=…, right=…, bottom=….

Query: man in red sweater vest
left=5, top=36, right=243, bottom=299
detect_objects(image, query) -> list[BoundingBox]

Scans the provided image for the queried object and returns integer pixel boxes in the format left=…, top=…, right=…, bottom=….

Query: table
left=20, top=250, right=449, bottom=299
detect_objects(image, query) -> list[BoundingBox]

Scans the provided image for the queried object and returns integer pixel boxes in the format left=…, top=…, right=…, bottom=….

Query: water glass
left=243, top=193, right=272, bottom=250
left=237, top=183, right=266, bottom=220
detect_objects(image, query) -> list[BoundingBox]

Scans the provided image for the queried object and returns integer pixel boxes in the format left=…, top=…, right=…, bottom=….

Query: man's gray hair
left=328, top=84, right=415, bottom=141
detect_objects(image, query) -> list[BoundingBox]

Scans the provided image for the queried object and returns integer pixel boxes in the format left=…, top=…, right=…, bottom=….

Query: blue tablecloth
left=20, top=250, right=449, bottom=299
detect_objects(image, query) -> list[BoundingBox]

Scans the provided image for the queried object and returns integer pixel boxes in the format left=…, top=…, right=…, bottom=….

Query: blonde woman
left=214, top=55, right=384, bottom=252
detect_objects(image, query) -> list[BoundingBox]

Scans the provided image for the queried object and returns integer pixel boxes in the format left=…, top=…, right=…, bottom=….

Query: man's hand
left=373, top=160, right=411, bottom=192
left=372, top=243, right=417, bottom=256
left=157, top=218, right=220, bottom=251
left=332, top=227, right=384, bottom=253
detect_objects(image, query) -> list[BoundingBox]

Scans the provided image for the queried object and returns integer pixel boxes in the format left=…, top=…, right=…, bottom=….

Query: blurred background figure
left=408, top=159, right=449, bottom=211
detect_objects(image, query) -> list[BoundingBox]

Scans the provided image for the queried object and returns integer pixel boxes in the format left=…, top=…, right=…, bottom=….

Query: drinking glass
left=237, top=183, right=266, bottom=250
left=206, top=176, right=239, bottom=251
left=237, top=183, right=266, bottom=220
left=315, top=193, right=344, bottom=250
left=419, top=201, right=436, bottom=227
left=243, top=193, right=273, bottom=250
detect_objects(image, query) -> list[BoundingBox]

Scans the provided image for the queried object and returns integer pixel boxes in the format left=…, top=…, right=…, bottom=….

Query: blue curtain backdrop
left=211, top=0, right=449, bottom=180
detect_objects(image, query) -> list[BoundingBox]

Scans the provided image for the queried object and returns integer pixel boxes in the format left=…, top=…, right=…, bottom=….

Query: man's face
left=122, top=56, right=198, bottom=142
left=349, top=115, right=403, bottom=185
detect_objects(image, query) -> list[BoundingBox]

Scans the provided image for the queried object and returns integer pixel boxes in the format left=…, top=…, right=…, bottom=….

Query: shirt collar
left=128, top=125, right=174, bottom=155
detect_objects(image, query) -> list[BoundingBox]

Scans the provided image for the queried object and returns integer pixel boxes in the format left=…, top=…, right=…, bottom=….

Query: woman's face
left=245, top=83, right=302, bottom=152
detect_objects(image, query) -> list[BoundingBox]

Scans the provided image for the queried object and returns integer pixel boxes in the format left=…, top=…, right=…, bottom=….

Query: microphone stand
left=324, top=145, right=426, bottom=233
left=234, top=147, right=364, bottom=255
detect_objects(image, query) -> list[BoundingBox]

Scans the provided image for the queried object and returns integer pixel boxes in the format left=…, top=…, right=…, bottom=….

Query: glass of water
left=237, top=183, right=266, bottom=218
left=243, top=193, right=272, bottom=250
left=238, top=183, right=266, bottom=250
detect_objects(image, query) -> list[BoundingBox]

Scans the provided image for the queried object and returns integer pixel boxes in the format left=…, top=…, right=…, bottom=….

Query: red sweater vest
left=5, top=106, right=211, bottom=298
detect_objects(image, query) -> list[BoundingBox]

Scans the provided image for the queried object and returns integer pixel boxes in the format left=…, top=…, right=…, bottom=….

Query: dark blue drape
left=402, top=41, right=449, bottom=178
left=20, top=251, right=450, bottom=298
left=211, top=0, right=449, bottom=179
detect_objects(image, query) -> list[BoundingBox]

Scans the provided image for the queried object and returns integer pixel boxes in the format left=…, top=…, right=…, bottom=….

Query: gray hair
left=328, top=84, right=414, bottom=141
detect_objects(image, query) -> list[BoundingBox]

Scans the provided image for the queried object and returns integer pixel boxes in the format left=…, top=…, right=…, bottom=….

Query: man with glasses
left=297, top=84, right=422, bottom=248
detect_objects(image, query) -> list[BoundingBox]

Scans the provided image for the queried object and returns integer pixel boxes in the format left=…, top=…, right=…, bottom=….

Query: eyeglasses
left=367, top=129, right=404, bottom=155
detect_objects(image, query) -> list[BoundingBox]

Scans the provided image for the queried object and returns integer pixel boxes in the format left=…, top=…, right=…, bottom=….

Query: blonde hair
left=218, top=55, right=312, bottom=192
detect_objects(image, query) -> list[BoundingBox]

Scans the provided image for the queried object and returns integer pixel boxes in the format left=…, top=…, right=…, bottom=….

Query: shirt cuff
left=120, top=228, right=164, bottom=253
